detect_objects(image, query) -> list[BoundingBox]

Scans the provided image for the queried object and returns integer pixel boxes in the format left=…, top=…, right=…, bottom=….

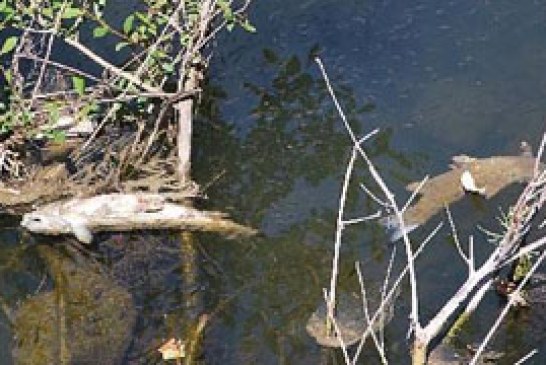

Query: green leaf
left=4, top=69, right=11, bottom=84
left=135, top=11, right=151, bottom=26
left=42, top=7, right=53, bottom=18
left=0, top=1, right=15, bottom=18
left=0, top=36, right=17, bottom=55
left=62, top=7, right=83, bottom=19
left=218, top=0, right=233, bottom=19
left=180, top=33, right=190, bottom=46
left=151, top=49, right=167, bottom=59
left=148, top=24, right=157, bottom=36
left=71, top=76, right=85, bottom=96
left=115, top=41, right=129, bottom=52
left=240, top=19, right=256, bottom=33
left=45, top=129, right=66, bottom=142
left=46, top=103, right=61, bottom=124
left=161, top=62, right=174, bottom=73
left=78, top=101, right=98, bottom=118
left=123, top=14, right=134, bottom=34
left=93, top=26, right=109, bottom=38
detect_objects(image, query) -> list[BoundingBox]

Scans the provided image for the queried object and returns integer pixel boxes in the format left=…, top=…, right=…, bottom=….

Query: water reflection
left=195, top=48, right=414, bottom=229
left=193, top=0, right=546, bottom=363
left=12, top=244, right=136, bottom=365
left=193, top=48, right=417, bottom=364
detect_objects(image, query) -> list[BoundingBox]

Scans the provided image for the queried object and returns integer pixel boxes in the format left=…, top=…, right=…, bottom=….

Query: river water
left=3, top=0, right=546, bottom=364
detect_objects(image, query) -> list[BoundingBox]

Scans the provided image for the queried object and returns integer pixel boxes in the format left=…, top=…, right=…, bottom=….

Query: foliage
left=0, top=0, right=255, bottom=142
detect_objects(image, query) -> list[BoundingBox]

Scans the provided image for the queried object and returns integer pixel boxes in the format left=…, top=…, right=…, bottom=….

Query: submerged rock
left=306, top=288, right=398, bottom=348
left=12, top=246, right=136, bottom=365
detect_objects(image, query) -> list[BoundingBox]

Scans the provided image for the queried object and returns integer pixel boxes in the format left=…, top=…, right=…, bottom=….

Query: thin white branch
left=514, top=349, right=538, bottom=365
left=507, top=235, right=546, bottom=265
left=316, top=56, right=421, bottom=337
left=343, top=210, right=382, bottom=225
left=327, top=144, right=360, bottom=331
left=351, top=222, right=443, bottom=363
left=446, top=206, right=469, bottom=265
left=359, top=183, right=390, bottom=208
left=358, top=128, right=380, bottom=144
left=30, top=28, right=55, bottom=102
left=464, top=278, right=492, bottom=316
left=535, top=133, right=546, bottom=172
left=423, top=264, right=489, bottom=344
left=469, top=235, right=475, bottom=274
left=470, top=250, right=546, bottom=365
left=63, top=38, right=162, bottom=93
left=322, top=288, right=351, bottom=364
left=401, top=175, right=428, bottom=213
left=380, top=246, right=398, bottom=349
left=356, top=262, right=388, bottom=365
left=21, top=53, right=102, bottom=83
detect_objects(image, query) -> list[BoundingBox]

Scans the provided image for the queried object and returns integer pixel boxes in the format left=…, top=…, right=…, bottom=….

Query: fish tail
left=379, top=214, right=419, bottom=242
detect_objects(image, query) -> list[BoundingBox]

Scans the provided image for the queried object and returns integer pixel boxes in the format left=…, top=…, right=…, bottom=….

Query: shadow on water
left=1, top=231, right=213, bottom=365
left=192, top=48, right=419, bottom=364
left=3, top=0, right=546, bottom=364
left=191, top=0, right=546, bottom=363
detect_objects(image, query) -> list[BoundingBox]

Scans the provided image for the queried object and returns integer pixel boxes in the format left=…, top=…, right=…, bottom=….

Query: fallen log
left=20, top=193, right=257, bottom=243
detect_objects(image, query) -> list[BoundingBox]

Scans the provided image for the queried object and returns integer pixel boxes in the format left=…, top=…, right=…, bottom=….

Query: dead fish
left=21, top=193, right=257, bottom=243
left=21, top=194, right=165, bottom=243
left=381, top=155, right=541, bottom=241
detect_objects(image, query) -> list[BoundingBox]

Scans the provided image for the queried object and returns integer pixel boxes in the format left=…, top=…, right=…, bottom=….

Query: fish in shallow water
left=381, top=155, right=542, bottom=241
left=21, top=193, right=257, bottom=243
left=21, top=194, right=166, bottom=244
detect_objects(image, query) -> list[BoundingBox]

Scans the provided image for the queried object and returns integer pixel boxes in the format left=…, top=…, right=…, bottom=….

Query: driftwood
left=21, top=193, right=257, bottom=243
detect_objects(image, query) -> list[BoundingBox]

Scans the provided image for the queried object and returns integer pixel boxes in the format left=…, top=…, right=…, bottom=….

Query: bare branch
left=514, top=349, right=539, bottom=365
left=322, top=288, right=351, bottom=364
left=315, top=57, right=422, bottom=339
left=359, top=183, right=390, bottom=208
left=63, top=38, right=162, bottom=94
left=400, top=175, right=428, bottom=213
left=356, top=262, right=388, bottom=365
left=327, top=144, right=360, bottom=334
left=470, top=250, right=546, bottom=365
left=343, top=210, right=382, bottom=225
left=352, top=222, right=443, bottom=363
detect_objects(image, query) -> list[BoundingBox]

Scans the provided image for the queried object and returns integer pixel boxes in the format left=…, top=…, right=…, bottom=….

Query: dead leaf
left=158, top=338, right=186, bottom=360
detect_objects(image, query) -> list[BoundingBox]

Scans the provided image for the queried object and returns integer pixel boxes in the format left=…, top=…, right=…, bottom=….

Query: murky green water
left=3, top=0, right=546, bottom=364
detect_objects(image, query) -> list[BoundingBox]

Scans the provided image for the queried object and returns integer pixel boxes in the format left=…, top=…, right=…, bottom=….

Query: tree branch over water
left=314, top=57, right=546, bottom=364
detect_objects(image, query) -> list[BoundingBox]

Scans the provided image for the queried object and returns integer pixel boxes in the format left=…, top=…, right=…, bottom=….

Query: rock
left=306, top=288, right=398, bottom=348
